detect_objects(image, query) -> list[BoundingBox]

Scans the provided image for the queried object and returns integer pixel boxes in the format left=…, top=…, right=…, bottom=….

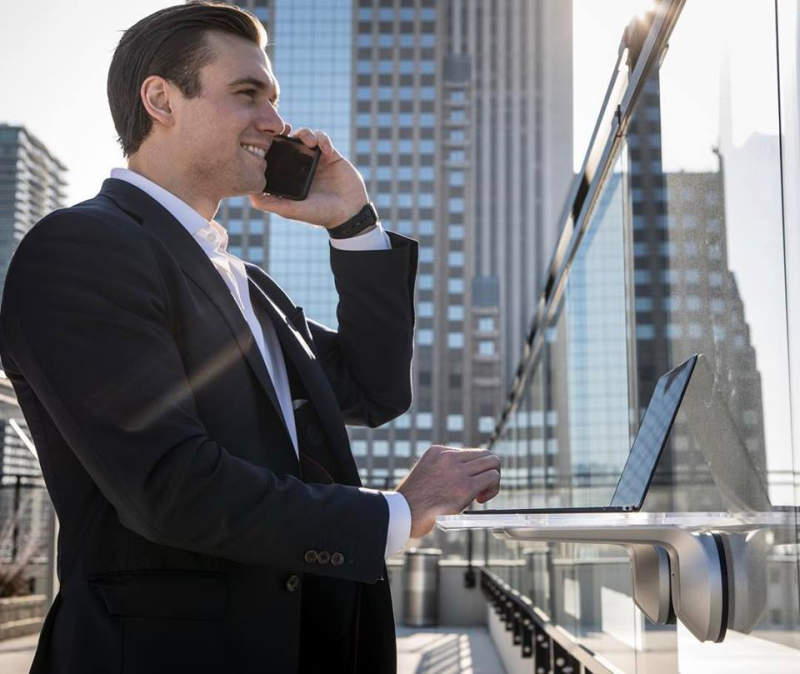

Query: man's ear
left=140, top=75, right=175, bottom=129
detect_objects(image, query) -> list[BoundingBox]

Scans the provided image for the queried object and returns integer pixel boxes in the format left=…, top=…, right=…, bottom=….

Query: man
left=0, top=3, right=500, bottom=673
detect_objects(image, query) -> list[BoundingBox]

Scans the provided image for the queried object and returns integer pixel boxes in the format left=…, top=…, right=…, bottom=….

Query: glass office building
left=347, top=0, right=573, bottom=530
left=220, top=0, right=350, bottom=329
left=480, top=1, right=800, bottom=671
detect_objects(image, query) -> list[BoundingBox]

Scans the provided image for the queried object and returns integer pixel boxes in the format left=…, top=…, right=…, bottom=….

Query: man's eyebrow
left=227, top=77, right=280, bottom=103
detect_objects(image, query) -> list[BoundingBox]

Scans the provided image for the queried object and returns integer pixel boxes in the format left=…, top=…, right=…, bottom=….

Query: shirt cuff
left=381, top=490, right=412, bottom=558
left=328, top=222, right=391, bottom=251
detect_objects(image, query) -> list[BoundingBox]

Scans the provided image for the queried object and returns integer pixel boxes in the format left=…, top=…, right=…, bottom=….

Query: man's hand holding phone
left=249, top=127, right=371, bottom=230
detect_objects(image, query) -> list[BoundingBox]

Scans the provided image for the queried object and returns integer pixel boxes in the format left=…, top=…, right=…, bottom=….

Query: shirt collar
left=110, top=167, right=228, bottom=254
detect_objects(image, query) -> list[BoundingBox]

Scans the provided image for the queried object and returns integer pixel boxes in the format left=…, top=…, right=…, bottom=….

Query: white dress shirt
left=110, top=168, right=410, bottom=557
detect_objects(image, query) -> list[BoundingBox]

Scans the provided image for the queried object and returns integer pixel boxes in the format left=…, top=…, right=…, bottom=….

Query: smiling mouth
left=241, top=144, right=267, bottom=162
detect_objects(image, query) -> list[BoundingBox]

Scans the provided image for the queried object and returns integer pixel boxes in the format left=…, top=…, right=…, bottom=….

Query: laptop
left=467, top=354, right=699, bottom=515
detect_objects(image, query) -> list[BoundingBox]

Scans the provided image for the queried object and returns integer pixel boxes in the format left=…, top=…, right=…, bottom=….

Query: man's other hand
left=395, top=446, right=501, bottom=539
left=249, top=127, right=370, bottom=229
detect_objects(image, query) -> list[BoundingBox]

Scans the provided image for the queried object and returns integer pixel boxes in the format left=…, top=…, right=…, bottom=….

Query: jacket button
left=285, top=574, right=300, bottom=592
left=331, top=552, right=344, bottom=566
left=317, top=550, right=331, bottom=565
left=304, top=550, right=318, bottom=564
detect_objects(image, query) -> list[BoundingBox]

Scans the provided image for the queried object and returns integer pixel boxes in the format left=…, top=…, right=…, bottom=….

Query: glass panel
left=630, top=0, right=800, bottom=664
left=565, top=154, right=630, bottom=507
left=777, top=0, right=800, bottom=616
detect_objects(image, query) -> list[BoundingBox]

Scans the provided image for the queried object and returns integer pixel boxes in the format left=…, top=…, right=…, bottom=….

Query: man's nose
left=256, top=103, right=285, bottom=136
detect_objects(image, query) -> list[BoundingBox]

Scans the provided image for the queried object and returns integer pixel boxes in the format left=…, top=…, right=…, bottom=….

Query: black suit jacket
left=0, top=178, right=417, bottom=673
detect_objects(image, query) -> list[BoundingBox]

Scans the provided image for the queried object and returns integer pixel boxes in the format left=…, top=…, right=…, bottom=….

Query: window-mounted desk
left=437, top=510, right=793, bottom=643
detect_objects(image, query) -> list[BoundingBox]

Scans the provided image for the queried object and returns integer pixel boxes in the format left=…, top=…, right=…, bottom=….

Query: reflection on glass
left=485, top=0, right=800, bottom=667
left=565, top=161, right=630, bottom=507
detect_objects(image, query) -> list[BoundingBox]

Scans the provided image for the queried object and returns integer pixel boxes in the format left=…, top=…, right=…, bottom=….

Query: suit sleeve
left=0, top=212, right=388, bottom=580
left=310, top=231, right=418, bottom=427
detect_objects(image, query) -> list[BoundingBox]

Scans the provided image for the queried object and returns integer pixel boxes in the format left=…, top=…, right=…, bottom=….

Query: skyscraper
left=0, top=124, right=67, bottom=290
left=348, top=0, right=573, bottom=497
left=627, top=72, right=767, bottom=510
left=219, top=0, right=351, bottom=329
left=0, top=124, right=63, bottom=595
left=0, top=123, right=65, bottom=488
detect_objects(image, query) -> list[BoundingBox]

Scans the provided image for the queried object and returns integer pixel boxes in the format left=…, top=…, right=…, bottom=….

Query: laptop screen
left=610, top=355, right=697, bottom=507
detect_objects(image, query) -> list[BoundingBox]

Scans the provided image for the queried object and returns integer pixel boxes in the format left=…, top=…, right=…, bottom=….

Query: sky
left=0, top=0, right=176, bottom=204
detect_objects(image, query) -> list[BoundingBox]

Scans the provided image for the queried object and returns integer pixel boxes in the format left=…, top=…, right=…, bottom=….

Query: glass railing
left=482, top=0, right=800, bottom=670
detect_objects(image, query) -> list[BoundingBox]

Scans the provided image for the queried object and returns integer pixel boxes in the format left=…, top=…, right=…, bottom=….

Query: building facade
left=0, top=124, right=64, bottom=596
left=347, top=0, right=573, bottom=512
left=0, top=124, right=67, bottom=290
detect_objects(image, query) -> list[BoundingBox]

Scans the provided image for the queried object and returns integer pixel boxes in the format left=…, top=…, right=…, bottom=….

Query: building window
left=479, top=416, right=495, bottom=433
left=666, top=324, right=682, bottom=338
left=419, top=220, right=434, bottom=234
left=448, top=305, right=464, bottom=320
left=478, top=317, right=494, bottom=332
left=417, top=412, right=433, bottom=429
left=448, top=278, right=464, bottom=293
left=637, top=324, right=655, bottom=340
left=478, top=341, right=494, bottom=355
left=395, top=441, right=411, bottom=457
left=418, top=301, right=433, bottom=317
left=447, top=414, right=464, bottom=431
left=449, top=171, right=464, bottom=186
left=448, top=332, right=464, bottom=348
left=373, top=440, right=389, bottom=456
left=416, top=329, right=433, bottom=345
left=448, top=251, right=464, bottom=266
left=352, top=440, right=367, bottom=456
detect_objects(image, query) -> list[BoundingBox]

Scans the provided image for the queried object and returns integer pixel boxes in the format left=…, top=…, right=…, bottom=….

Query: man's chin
left=225, top=178, right=266, bottom=199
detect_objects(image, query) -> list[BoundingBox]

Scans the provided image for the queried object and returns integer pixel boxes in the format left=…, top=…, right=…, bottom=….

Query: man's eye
left=239, top=90, right=257, bottom=98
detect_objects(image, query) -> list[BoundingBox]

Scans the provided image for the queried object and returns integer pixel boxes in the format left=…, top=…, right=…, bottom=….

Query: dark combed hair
left=107, top=1, right=267, bottom=157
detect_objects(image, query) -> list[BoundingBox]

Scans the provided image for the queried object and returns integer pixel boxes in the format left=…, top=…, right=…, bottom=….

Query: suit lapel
left=98, top=179, right=293, bottom=447
left=247, top=273, right=361, bottom=486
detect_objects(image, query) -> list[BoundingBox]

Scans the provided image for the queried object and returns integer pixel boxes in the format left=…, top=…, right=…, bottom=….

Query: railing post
left=11, top=475, right=21, bottom=561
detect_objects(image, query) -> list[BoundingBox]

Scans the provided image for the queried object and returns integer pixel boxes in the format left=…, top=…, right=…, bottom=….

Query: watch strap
left=328, top=202, right=379, bottom=239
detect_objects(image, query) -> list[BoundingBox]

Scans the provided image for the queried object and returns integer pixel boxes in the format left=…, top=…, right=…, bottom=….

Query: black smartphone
left=263, top=135, right=321, bottom=200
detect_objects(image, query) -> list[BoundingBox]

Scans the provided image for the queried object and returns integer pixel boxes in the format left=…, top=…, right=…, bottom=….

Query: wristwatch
left=327, top=202, right=379, bottom=239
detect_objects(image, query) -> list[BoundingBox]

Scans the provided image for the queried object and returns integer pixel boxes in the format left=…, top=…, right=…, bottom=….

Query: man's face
left=169, top=31, right=285, bottom=199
